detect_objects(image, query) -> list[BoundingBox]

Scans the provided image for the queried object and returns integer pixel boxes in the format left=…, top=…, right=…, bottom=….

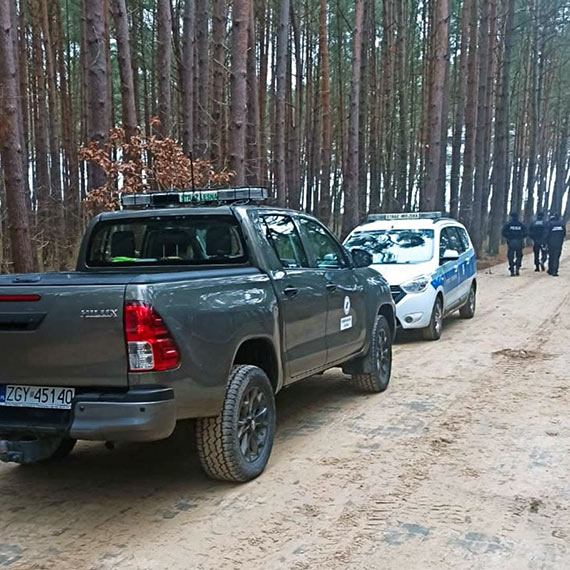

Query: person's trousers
left=508, top=245, right=523, bottom=271
left=533, top=242, right=547, bottom=268
left=548, top=247, right=562, bottom=275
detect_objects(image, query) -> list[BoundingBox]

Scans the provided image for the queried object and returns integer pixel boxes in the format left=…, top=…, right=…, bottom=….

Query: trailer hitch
left=0, top=437, right=62, bottom=464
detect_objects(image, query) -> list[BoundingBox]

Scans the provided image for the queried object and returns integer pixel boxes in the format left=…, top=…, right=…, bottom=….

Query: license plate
left=0, top=385, right=75, bottom=410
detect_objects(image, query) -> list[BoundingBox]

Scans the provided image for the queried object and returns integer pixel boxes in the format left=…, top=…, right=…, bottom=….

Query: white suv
left=344, top=212, right=477, bottom=340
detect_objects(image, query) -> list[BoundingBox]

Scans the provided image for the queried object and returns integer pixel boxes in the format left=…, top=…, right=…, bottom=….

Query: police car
left=344, top=212, right=477, bottom=340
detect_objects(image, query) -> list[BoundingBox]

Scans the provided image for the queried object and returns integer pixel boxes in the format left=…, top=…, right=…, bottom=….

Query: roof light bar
left=367, top=212, right=442, bottom=222
left=120, top=187, right=269, bottom=209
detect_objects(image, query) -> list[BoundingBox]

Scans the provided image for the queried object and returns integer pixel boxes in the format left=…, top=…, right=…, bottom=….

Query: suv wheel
left=196, top=365, right=276, bottom=482
left=350, top=315, right=392, bottom=393
left=423, top=297, right=443, bottom=341
left=459, top=283, right=476, bottom=319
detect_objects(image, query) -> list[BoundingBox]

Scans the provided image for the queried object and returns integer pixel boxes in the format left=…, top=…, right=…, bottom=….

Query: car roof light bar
left=367, top=212, right=442, bottom=222
left=120, top=187, right=269, bottom=209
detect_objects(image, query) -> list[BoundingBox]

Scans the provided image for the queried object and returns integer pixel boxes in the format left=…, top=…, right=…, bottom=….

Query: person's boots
left=510, top=268, right=515, bottom=277
left=535, top=265, right=540, bottom=272
left=541, top=262, right=546, bottom=271
left=516, top=268, right=520, bottom=276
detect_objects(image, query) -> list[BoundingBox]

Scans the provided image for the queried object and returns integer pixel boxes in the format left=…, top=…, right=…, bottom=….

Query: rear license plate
left=0, top=385, right=75, bottom=410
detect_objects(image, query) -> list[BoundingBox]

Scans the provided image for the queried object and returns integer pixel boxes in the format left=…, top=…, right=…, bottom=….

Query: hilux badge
left=80, top=309, right=119, bottom=319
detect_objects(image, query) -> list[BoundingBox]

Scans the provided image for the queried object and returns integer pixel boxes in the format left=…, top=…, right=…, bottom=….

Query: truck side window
left=262, top=215, right=309, bottom=268
left=299, top=218, right=347, bottom=269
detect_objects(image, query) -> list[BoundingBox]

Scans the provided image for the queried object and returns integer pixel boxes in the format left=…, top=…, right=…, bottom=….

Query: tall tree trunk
left=157, top=0, right=172, bottom=136
left=195, top=0, right=209, bottom=156
left=228, top=0, right=249, bottom=186
left=459, top=0, right=478, bottom=226
left=275, top=0, right=289, bottom=206
left=421, top=0, right=449, bottom=211
left=210, top=0, right=226, bottom=166
left=488, top=0, right=515, bottom=254
left=246, top=0, right=260, bottom=185
left=83, top=0, right=110, bottom=191
left=111, top=0, right=138, bottom=141
left=472, top=0, right=490, bottom=252
left=181, top=0, right=195, bottom=156
left=341, top=0, right=364, bottom=238
left=395, top=0, right=408, bottom=211
left=449, top=0, right=472, bottom=218
left=0, top=0, right=35, bottom=273
left=318, top=0, right=332, bottom=223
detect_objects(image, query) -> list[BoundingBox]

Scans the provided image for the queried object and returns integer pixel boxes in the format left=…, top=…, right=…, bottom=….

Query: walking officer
left=502, top=212, right=527, bottom=276
left=547, top=214, right=566, bottom=277
left=529, top=211, right=549, bottom=272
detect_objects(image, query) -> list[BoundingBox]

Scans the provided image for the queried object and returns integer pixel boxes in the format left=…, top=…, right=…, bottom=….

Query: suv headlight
left=401, top=274, right=430, bottom=294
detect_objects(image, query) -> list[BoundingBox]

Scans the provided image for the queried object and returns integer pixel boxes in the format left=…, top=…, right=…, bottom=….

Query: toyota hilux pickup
left=0, top=188, right=395, bottom=482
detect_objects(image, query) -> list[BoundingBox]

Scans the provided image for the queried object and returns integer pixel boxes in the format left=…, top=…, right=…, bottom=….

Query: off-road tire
left=350, top=315, right=392, bottom=393
left=423, top=297, right=443, bottom=341
left=196, top=365, right=276, bottom=482
left=459, top=283, right=476, bottom=319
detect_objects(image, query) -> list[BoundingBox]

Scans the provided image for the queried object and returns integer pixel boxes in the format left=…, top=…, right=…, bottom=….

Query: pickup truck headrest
left=206, top=225, right=233, bottom=257
left=111, top=231, right=136, bottom=258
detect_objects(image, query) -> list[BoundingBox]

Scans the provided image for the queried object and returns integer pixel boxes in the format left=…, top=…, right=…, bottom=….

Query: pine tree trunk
left=318, top=0, right=332, bottom=223
left=228, top=0, right=249, bottom=186
left=246, top=0, right=260, bottom=185
left=210, top=0, right=225, bottom=166
left=449, top=0, right=471, bottom=219
left=83, top=0, right=110, bottom=191
left=195, top=0, right=209, bottom=156
left=0, top=0, right=35, bottom=273
left=421, top=0, right=449, bottom=212
left=459, top=0, right=478, bottom=226
left=181, top=0, right=195, bottom=155
left=341, top=0, right=364, bottom=238
left=111, top=0, right=138, bottom=140
left=157, top=0, right=172, bottom=136
left=488, top=0, right=515, bottom=254
left=275, top=0, right=289, bottom=207
left=472, top=0, right=490, bottom=252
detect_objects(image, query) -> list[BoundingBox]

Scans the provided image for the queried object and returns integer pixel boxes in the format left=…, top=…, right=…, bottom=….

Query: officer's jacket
left=547, top=221, right=567, bottom=249
left=529, top=220, right=548, bottom=244
left=502, top=221, right=527, bottom=243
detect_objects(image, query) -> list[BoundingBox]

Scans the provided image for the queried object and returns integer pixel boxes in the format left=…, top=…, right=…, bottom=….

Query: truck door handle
left=326, top=282, right=337, bottom=293
left=283, top=286, right=299, bottom=298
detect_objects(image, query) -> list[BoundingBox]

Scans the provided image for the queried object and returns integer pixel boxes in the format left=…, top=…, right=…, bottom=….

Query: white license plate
left=0, top=385, right=75, bottom=410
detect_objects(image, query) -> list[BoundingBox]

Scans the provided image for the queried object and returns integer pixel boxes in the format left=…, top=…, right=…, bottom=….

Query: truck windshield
left=86, top=215, right=248, bottom=267
left=344, top=229, right=435, bottom=264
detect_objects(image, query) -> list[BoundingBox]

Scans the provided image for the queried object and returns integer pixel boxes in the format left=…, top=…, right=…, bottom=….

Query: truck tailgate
left=0, top=284, right=128, bottom=388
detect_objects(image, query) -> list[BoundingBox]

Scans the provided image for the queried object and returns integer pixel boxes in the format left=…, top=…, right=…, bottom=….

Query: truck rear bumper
left=0, top=386, right=177, bottom=443
left=70, top=387, right=176, bottom=442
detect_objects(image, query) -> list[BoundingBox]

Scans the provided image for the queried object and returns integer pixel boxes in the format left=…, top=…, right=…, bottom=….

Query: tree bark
left=246, top=0, right=260, bottom=185
left=421, top=0, right=449, bottom=212
left=181, top=0, right=195, bottom=155
left=449, top=0, right=472, bottom=218
left=488, top=0, right=515, bottom=254
left=341, top=0, right=364, bottom=238
left=0, top=0, right=35, bottom=272
left=275, top=0, right=289, bottom=207
left=210, top=0, right=226, bottom=166
left=157, top=0, right=172, bottom=136
left=195, top=0, right=209, bottom=156
left=83, top=0, right=110, bottom=191
left=111, top=0, right=138, bottom=141
left=228, top=0, right=249, bottom=186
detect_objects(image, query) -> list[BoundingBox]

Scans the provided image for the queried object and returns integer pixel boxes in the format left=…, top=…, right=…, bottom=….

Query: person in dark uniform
left=546, top=214, right=566, bottom=276
left=529, top=211, right=549, bottom=272
left=502, top=212, right=527, bottom=276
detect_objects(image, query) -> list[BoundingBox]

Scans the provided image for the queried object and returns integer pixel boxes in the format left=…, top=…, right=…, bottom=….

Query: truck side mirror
left=350, top=248, right=373, bottom=268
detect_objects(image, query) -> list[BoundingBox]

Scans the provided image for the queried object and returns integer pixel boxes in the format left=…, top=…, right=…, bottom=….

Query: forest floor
left=1, top=253, right=569, bottom=570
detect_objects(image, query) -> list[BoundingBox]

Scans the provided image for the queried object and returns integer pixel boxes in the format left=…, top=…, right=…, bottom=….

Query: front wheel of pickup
left=196, top=365, right=276, bottom=482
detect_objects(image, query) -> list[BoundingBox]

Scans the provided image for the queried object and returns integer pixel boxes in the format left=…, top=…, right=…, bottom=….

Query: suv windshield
left=344, top=229, right=435, bottom=264
left=87, top=215, right=248, bottom=267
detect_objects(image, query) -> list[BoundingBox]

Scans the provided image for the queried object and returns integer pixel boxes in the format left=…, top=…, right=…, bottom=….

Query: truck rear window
left=86, top=215, right=248, bottom=267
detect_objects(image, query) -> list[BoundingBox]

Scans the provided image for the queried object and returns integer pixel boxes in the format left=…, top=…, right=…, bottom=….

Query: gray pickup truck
left=0, top=189, right=395, bottom=482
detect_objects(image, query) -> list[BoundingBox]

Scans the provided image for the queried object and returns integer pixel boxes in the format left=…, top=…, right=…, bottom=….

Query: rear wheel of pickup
left=350, top=315, right=392, bottom=393
left=196, top=365, right=276, bottom=482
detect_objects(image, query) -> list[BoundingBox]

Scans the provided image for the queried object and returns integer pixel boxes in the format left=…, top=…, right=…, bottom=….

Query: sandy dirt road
left=1, top=258, right=569, bottom=570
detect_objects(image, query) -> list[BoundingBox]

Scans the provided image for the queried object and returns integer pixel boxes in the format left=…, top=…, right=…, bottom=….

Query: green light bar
left=120, top=187, right=269, bottom=209
left=367, top=212, right=442, bottom=222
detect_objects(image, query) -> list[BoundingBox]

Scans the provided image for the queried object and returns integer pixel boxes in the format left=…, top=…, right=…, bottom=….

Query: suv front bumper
left=0, top=386, right=176, bottom=443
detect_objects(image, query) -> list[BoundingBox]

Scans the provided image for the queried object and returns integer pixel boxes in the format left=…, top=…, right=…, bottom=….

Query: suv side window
left=441, top=227, right=463, bottom=258
left=455, top=227, right=471, bottom=251
left=261, top=215, right=309, bottom=268
left=299, top=218, right=348, bottom=269
left=439, top=228, right=451, bottom=260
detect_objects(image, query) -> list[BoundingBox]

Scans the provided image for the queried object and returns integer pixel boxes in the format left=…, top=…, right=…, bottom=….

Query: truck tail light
left=124, top=301, right=180, bottom=372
